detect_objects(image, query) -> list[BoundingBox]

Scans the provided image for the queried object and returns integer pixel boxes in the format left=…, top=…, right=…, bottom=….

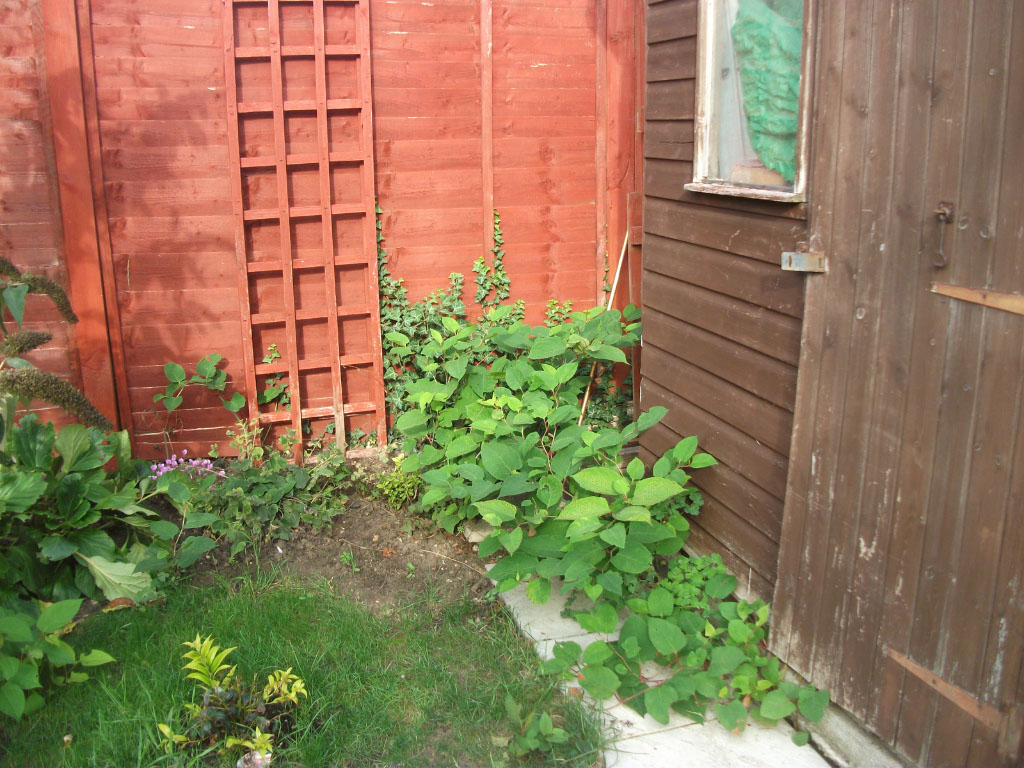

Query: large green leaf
left=526, top=577, right=551, bottom=605
left=571, top=467, right=628, bottom=496
left=578, top=664, right=620, bottom=700
left=647, top=617, right=686, bottom=655
left=528, top=336, right=567, bottom=360
left=474, top=499, right=517, bottom=526
left=716, top=699, right=748, bottom=732
left=708, top=645, right=748, bottom=676
left=636, top=406, right=668, bottom=432
left=74, top=554, right=152, bottom=601
left=610, top=543, right=652, bottom=574
left=577, top=602, right=618, bottom=634
left=36, top=599, right=83, bottom=634
left=0, top=616, right=34, bottom=644
left=445, top=434, right=476, bottom=459
left=9, top=416, right=55, bottom=471
left=798, top=687, right=830, bottom=722
left=78, top=649, right=115, bottom=667
left=395, top=409, right=430, bottom=437
left=2, top=284, right=29, bottom=329
left=558, top=496, right=610, bottom=520
left=645, top=684, right=680, bottom=725
left=54, top=425, right=104, bottom=473
left=163, top=362, right=186, bottom=384
left=646, top=587, right=674, bottom=617
left=759, top=690, right=797, bottom=720
left=0, top=470, right=45, bottom=514
left=0, top=681, right=25, bottom=720
left=630, top=477, right=683, bottom=507
left=174, top=536, right=218, bottom=569
left=480, top=442, right=522, bottom=480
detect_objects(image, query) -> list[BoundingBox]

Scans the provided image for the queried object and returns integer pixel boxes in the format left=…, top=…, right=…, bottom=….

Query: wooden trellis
left=222, top=0, right=386, bottom=457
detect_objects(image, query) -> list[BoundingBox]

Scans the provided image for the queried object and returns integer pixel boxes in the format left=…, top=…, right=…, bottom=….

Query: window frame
left=686, top=0, right=814, bottom=202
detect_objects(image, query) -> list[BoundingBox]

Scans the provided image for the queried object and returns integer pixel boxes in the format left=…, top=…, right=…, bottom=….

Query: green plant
left=153, top=355, right=245, bottom=451
left=338, top=550, right=359, bottom=572
left=503, top=692, right=569, bottom=758
left=473, top=210, right=512, bottom=310
left=258, top=344, right=290, bottom=409
left=544, top=299, right=574, bottom=327
left=372, top=455, right=421, bottom=510
left=2, top=578, right=604, bottom=766
left=0, top=414, right=169, bottom=605
left=159, top=433, right=350, bottom=561
left=395, top=304, right=830, bottom=739
left=0, top=598, right=114, bottom=720
left=157, top=634, right=307, bottom=760
left=405, top=562, right=416, bottom=580
left=0, top=257, right=110, bottom=432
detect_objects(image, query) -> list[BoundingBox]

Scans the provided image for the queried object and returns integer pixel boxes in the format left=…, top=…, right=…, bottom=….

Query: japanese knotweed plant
left=395, top=304, right=829, bottom=741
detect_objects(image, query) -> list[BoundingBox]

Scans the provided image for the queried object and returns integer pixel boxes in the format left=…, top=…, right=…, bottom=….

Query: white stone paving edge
left=494, top=575, right=833, bottom=768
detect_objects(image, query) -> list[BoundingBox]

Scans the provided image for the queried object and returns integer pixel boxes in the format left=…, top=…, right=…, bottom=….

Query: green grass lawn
left=0, top=571, right=603, bottom=767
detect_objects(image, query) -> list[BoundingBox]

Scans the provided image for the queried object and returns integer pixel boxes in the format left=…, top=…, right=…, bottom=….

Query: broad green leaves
left=480, top=442, right=522, bottom=480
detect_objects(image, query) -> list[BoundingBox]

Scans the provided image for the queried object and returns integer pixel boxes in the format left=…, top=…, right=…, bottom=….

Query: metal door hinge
left=781, top=251, right=827, bottom=272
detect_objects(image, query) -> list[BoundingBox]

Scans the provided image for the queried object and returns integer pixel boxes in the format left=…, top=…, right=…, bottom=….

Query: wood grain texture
left=41, top=0, right=119, bottom=426
left=0, top=0, right=77, bottom=422
left=639, top=0, right=805, bottom=604
left=770, top=1, right=1024, bottom=764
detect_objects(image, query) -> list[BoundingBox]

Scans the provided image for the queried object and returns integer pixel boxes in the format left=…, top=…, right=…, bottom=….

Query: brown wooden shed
left=639, top=0, right=1024, bottom=765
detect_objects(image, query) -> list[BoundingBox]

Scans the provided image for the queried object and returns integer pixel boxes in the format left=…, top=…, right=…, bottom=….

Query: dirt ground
left=268, top=493, right=494, bottom=609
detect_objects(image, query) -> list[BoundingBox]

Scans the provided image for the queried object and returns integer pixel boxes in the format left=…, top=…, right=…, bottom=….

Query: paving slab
left=495, top=577, right=832, bottom=768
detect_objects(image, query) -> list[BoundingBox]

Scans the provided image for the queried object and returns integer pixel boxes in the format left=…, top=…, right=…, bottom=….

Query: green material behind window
left=730, top=0, right=804, bottom=184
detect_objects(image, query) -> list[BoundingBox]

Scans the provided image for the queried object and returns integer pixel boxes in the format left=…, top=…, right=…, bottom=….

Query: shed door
left=771, top=2, right=1024, bottom=766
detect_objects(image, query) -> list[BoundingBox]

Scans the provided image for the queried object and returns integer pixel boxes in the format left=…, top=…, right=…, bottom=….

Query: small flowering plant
left=150, top=449, right=227, bottom=481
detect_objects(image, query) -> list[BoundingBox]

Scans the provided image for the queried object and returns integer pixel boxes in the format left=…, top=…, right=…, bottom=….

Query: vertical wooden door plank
left=873, top=0, right=972, bottom=754
left=39, top=0, right=119, bottom=427
left=819, top=0, right=903, bottom=714
left=968, top=8, right=1024, bottom=762
left=923, top=1, right=1017, bottom=763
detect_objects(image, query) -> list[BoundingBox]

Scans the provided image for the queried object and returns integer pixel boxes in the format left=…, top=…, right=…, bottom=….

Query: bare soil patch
left=267, top=493, right=493, bottom=610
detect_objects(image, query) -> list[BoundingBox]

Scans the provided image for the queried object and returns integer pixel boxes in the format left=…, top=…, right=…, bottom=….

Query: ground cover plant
left=0, top=572, right=604, bottom=767
left=395, top=305, right=829, bottom=742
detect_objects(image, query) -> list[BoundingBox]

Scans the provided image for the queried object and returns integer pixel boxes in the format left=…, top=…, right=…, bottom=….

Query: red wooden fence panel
left=222, top=0, right=387, bottom=457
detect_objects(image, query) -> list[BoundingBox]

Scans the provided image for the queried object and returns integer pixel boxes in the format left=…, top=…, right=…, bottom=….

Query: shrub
left=396, top=305, right=829, bottom=738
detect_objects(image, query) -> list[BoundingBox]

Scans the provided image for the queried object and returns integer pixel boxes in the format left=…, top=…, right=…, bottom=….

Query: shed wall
left=638, top=0, right=806, bottom=600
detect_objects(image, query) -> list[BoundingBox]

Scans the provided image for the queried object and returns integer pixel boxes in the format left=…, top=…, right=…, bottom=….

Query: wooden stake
left=578, top=232, right=629, bottom=426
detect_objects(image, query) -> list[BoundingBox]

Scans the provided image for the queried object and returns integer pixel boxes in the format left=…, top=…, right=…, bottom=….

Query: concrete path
left=497, top=579, right=832, bottom=768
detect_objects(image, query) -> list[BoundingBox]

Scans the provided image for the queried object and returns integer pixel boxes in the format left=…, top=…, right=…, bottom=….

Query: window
left=687, top=0, right=810, bottom=201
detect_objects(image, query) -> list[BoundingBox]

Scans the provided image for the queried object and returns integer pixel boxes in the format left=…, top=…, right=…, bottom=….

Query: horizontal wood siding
left=371, top=0, right=602, bottom=321
left=0, top=0, right=79, bottom=427
left=638, top=0, right=806, bottom=600
left=87, top=0, right=244, bottom=455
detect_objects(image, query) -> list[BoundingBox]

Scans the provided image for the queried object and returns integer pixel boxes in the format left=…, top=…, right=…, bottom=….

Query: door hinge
left=886, top=647, right=1024, bottom=762
left=781, top=251, right=827, bottom=273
